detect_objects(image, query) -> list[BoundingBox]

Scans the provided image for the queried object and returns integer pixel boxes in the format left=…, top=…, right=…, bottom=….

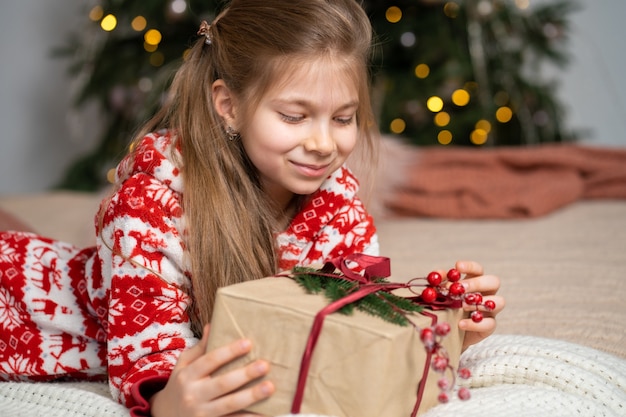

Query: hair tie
left=197, top=20, right=212, bottom=45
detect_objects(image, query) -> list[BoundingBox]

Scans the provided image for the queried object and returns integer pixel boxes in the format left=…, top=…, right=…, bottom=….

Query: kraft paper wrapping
left=206, top=276, right=464, bottom=417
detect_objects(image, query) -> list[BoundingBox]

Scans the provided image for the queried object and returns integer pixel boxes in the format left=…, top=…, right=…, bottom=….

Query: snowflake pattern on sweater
left=0, top=130, right=378, bottom=408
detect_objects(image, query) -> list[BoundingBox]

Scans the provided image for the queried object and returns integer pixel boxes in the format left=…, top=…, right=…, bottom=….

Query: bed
left=1, top=141, right=625, bottom=416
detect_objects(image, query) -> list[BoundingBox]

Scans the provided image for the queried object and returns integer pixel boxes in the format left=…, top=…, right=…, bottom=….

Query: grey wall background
left=0, top=0, right=100, bottom=195
left=0, top=0, right=625, bottom=195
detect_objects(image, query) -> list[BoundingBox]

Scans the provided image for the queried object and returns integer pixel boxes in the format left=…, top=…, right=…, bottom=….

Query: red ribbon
left=290, top=253, right=443, bottom=416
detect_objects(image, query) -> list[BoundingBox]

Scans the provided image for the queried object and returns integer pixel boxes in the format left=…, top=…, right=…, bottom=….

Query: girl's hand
left=150, top=324, right=274, bottom=417
left=452, top=260, right=505, bottom=351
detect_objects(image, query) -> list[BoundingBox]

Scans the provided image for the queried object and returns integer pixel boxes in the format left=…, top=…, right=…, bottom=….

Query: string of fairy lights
left=383, top=1, right=531, bottom=146
left=89, top=5, right=170, bottom=68
left=85, top=0, right=541, bottom=147
left=68, top=0, right=572, bottom=181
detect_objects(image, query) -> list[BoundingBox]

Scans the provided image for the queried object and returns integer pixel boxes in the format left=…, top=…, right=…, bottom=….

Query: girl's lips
left=291, top=161, right=331, bottom=177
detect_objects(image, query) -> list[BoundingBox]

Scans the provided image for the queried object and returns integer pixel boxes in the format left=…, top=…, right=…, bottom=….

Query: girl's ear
left=212, top=79, right=238, bottom=128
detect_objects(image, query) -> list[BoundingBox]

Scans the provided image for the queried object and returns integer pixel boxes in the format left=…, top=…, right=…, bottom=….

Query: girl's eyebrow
left=271, top=98, right=359, bottom=111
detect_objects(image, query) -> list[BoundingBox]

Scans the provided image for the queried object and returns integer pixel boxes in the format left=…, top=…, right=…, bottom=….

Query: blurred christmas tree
left=56, top=0, right=579, bottom=191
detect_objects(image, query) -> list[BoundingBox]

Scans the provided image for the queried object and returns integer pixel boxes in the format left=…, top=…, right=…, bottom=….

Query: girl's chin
left=289, top=179, right=328, bottom=196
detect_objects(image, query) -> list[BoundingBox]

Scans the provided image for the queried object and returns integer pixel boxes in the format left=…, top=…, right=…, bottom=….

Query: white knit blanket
left=2, top=335, right=625, bottom=417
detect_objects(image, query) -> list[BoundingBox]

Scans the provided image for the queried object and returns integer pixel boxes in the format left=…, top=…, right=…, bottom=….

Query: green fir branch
left=292, top=266, right=423, bottom=327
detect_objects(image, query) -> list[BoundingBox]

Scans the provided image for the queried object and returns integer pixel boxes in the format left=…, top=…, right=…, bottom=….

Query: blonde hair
left=127, top=0, right=377, bottom=335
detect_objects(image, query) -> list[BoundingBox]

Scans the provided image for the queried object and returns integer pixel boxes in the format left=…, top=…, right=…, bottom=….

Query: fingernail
left=260, top=381, right=273, bottom=396
left=239, top=339, right=251, bottom=350
left=255, top=361, right=269, bottom=374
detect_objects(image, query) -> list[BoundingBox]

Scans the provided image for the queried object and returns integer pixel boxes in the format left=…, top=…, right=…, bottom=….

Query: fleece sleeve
left=97, top=171, right=197, bottom=408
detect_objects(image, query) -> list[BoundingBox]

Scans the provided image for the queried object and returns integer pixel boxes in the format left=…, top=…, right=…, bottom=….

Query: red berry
left=458, top=367, right=472, bottom=379
left=421, top=286, right=438, bottom=303
left=434, top=322, right=451, bottom=336
left=458, top=387, right=471, bottom=401
left=470, top=310, right=483, bottom=323
left=432, top=355, right=449, bottom=372
left=464, top=293, right=483, bottom=305
left=464, top=293, right=476, bottom=304
left=420, top=327, right=435, bottom=346
left=449, top=282, right=465, bottom=296
left=437, top=377, right=450, bottom=390
left=447, top=268, right=461, bottom=282
left=427, top=271, right=443, bottom=286
left=484, top=300, right=496, bottom=310
left=438, top=392, right=450, bottom=403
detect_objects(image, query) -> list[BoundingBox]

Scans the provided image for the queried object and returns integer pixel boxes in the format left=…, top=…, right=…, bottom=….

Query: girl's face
left=240, top=57, right=360, bottom=210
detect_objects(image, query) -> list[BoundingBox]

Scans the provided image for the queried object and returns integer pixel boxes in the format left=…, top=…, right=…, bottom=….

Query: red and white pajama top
left=0, top=130, right=378, bottom=411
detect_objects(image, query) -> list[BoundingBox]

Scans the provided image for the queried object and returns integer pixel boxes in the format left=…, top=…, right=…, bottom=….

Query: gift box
left=206, top=258, right=465, bottom=417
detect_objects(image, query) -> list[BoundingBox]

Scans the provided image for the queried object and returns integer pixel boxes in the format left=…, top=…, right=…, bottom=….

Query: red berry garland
left=413, top=267, right=496, bottom=404
left=418, top=268, right=496, bottom=324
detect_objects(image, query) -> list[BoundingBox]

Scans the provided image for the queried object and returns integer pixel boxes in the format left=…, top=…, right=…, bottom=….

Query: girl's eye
left=279, top=113, right=304, bottom=123
left=336, top=116, right=355, bottom=125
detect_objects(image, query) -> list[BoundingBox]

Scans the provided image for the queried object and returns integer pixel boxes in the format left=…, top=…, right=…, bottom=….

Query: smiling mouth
left=291, top=161, right=331, bottom=177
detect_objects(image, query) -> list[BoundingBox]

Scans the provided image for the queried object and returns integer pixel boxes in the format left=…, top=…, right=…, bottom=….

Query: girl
left=0, top=0, right=504, bottom=416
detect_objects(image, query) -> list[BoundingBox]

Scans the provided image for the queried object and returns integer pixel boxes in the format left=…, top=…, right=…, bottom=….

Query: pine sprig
left=294, top=268, right=324, bottom=294
left=292, top=266, right=423, bottom=327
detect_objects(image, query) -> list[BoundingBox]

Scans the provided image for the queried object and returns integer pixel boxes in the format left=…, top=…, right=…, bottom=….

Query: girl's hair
left=130, top=0, right=378, bottom=335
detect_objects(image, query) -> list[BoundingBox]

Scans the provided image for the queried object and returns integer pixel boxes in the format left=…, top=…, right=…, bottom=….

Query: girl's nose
left=303, top=125, right=335, bottom=155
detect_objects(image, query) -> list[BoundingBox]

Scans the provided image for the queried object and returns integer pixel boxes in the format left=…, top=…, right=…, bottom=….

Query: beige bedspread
left=1, top=189, right=625, bottom=416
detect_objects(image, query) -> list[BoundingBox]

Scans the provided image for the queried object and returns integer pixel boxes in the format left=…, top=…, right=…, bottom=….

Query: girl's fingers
left=455, top=260, right=484, bottom=277
left=174, top=323, right=255, bottom=381
left=182, top=337, right=254, bottom=381
left=204, top=378, right=275, bottom=416
left=204, top=359, right=271, bottom=400
left=459, top=316, right=496, bottom=335
left=462, top=273, right=501, bottom=296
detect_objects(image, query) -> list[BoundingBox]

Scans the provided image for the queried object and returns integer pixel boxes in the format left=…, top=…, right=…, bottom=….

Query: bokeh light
left=386, top=6, right=402, bottom=23
left=470, top=129, right=488, bottom=145
left=451, top=89, right=470, bottom=106
left=131, top=16, right=147, bottom=31
left=100, top=14, right=117, bottom=31
left=496, top=106, right=513, bottom=123
left=438, top=130, right=453, bottom=145
left=475, top=119, right=492, bottom=133
left=414, top=64, right=430, bottom=79
left=144, top=29, right=162, bottom=46
left=170, top=0, right=187, bottom=14
left=390, top=118, right=406, bottom=134
left=426, top=96, right=444, bottom=112
left=443, top=2, right=460, bottom=18
left=400, top=32, right=416, bottom=47
left=434, top=112, right=450, bottom=127
left=89, top=6, right=104, bottom=21
left=144, top=42, right=158, bottom=52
